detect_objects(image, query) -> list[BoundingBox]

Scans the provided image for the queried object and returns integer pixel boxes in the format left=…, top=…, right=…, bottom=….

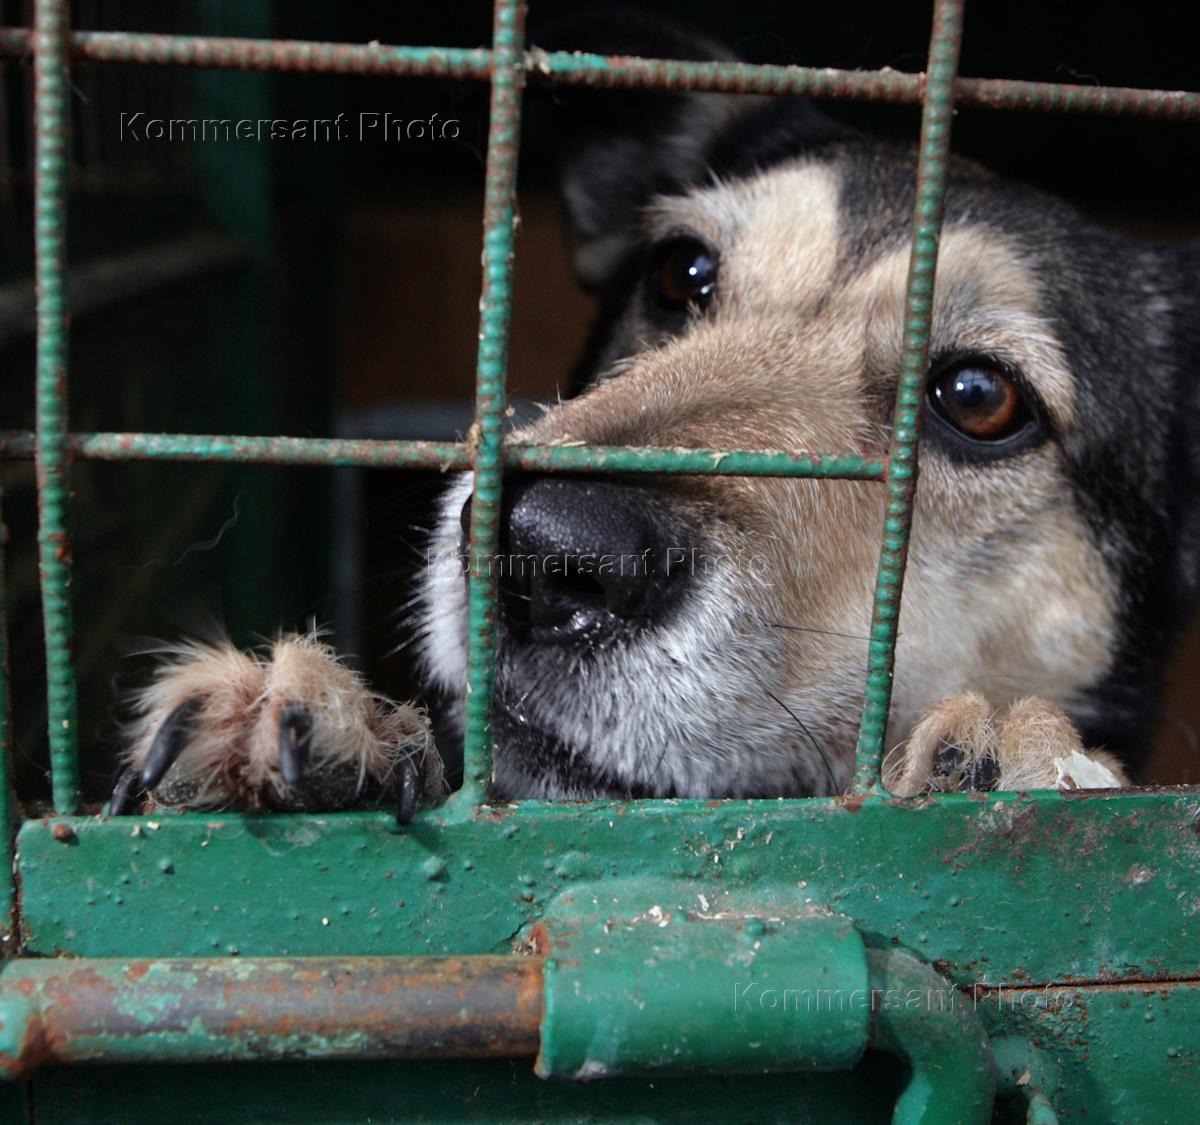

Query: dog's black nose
left=461, top=478, right=679, bottom=640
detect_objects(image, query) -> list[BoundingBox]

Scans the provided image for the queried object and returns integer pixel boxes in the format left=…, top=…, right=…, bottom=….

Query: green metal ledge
left=8, top=790, right=1200, bottom=1119
left=15, top=790, right=1200, bottom=979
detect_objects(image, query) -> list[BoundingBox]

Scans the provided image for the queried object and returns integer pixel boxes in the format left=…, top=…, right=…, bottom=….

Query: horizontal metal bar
left=0, top=28, right=1196, bottom=120
left=0, top=956, right=543, bottom=1078
left=0, top=945, right=994, bottom=1112
left=0, top=431, right=887, bottom=479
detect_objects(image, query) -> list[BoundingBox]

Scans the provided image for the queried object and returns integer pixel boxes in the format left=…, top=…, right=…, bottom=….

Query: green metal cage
left=0, top=1, right=1198, bottom=1121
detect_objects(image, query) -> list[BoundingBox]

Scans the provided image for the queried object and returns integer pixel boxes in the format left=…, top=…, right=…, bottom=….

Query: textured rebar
left=0, top=28, right=1196, bottom=120
left=0, top=431, right=886, bottom=479
left=458, top=0, right=527, bottom=809
left=852, top=0, right=965, bottom=793
left=32, top=0, right=79, bottom=814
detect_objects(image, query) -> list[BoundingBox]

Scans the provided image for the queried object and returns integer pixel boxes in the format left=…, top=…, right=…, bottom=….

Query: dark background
left=1, top=0, right=1197, bottom=804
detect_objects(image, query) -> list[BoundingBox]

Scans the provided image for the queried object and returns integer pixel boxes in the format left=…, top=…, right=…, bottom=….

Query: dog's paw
left=111, top=634, right=444, bottom=820
left=886, top=691, right=1000, bottom=796
left=991, top=696, right=1129, bottom=790
left=886, top=692, right=1128, bottom=797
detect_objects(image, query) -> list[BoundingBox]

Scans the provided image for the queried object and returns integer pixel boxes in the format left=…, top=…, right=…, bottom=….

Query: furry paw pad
left=111, top=634, right=443, bottom=819
left=886, top=692, right=1128, bottom=796
left=886, top=690, right=1000, bottom=797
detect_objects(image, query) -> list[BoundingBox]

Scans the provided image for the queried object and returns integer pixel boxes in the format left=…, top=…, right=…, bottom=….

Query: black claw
left=140, top=697, right=204, bottom=790
left=959, top=756, right=1001, bottom=792
left=279, top=705, right=313, bottom=787
left=109, top=765, right=144, bottom=816
left=933, top=742, right=961, bottom=777
left=394, top=756, right=420, bottom=826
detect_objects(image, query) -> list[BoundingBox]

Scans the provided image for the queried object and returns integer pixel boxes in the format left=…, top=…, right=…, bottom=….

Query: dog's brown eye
left=649, top=237, right=718, bottom=315
left=929, top=365, right=1028, bottom=442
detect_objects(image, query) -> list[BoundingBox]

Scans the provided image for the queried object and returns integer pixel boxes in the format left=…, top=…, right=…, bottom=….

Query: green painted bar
left=0, top=430, right=886, bottom=479
left=852, top=0, right=964, bottom=793
left=503, top=444, right=886, bottom=479
left=32, top=0, right=80, bottom=815
left=0, top=939, right=982, bottom=1103
left=458, top=0, right=527, bottom=810
left=0, top=28, right=1196, bottom=120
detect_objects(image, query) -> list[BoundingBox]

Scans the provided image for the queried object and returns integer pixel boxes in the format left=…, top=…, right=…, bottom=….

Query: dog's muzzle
left=460, top=477, right=687, bottom=644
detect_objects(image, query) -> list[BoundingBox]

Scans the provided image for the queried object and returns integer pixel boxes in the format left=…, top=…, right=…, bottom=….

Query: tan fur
left=885, top=690, right=998, bottom=796
left=887, top=692, right=1128, bottom=797
left=125, top=639, right=265, bottom=806
left=994, top=696, right=1128, bottom=789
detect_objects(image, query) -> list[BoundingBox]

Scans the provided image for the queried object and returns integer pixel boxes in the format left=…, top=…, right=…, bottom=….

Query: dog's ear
left=532, top=11, right=845, bottom=291
left=531, top=11, right=745, bottom=290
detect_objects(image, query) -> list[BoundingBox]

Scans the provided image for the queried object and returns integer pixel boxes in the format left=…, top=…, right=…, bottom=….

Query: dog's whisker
left=765, top=690, right=838, bottom=796
left=766, top=621, right=872, bottom=643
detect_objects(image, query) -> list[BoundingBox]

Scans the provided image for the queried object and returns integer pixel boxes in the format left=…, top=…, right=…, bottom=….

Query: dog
left=111, top=13, right=1200, bottom=816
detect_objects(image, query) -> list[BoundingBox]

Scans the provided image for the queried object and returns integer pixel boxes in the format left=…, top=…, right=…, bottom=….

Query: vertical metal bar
left=33, top=0, right=80, bottom=814
left=456, top=0, right=527, bottom=808
left=0, top=486, right=15, bottom=939
left=853, top=0, right=965, bottom=792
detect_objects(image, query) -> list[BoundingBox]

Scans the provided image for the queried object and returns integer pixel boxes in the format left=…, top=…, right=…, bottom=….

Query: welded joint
left=867, top=948, right=996, bottom=1125
left=991, top=1036, right=1063, bottom=1125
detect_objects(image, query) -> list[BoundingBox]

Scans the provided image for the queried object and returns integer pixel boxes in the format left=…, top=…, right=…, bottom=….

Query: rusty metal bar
left=0, top=956, right=544, bottom=1077
left=458, top=0, right=527, bottom=810
left=852, top=0, right=964, bottom=793
left=0, top=28, right=1196, bottom=120
left=0, top=431, right=887, bottom=479
left=32, top=0, right=80, bottom=814
left=0, top=943, right=1001, bottom=1113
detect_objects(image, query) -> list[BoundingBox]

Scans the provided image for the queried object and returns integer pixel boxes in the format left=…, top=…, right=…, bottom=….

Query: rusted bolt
left=51, top=823, right=76, bottom=844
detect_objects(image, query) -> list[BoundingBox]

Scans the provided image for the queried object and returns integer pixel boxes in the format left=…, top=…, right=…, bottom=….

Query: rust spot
left=838, top=794, right=866, bottom=813
left=995, top=804, right=1038, bottom=841
left=50, top=823, right=75, bottom=844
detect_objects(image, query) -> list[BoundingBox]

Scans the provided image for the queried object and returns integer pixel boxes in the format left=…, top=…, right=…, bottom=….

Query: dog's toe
left=994, top=697, right=1128, bottom=790
left=887, top=691, right=1000, bottom=796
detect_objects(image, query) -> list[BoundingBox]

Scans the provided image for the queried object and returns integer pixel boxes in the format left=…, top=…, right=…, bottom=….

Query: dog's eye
left=929, top=365, right=1030, bottom=442
left=648, top=237, right=718, bottom=316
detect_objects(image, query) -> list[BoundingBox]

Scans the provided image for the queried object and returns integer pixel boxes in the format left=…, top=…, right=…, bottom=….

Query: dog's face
left=420, top=17, right=1200, bottom=800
